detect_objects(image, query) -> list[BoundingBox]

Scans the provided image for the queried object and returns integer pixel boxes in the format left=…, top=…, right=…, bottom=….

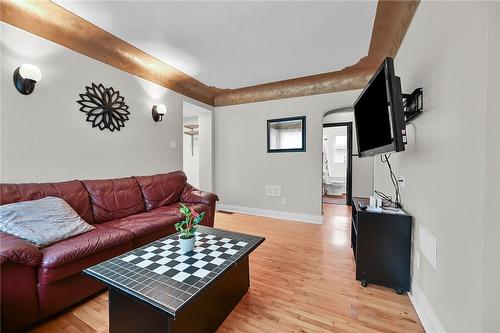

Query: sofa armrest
left=181, top=184, right=219, bottom=206
left=0, top=232, right=42, bottom=266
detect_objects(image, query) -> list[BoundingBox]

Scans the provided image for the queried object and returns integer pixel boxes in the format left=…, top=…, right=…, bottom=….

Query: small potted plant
left=175, top=203, right=205, bottom=253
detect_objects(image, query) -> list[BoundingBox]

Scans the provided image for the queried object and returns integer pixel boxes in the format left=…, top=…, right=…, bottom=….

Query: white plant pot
left=179, top=235, right=196, bottom=254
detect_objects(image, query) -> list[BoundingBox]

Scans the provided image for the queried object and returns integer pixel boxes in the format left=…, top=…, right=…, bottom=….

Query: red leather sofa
left=0, top=171, right=218, bottom=333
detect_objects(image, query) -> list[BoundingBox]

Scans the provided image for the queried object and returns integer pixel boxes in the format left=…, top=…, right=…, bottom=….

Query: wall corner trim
left=216, top=204, right=323, bottom=224
left=408, top=279, right=447, bottom=333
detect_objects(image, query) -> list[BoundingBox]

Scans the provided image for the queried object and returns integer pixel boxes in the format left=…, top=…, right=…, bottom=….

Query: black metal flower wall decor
left=77, top=83, right=130, bottom=132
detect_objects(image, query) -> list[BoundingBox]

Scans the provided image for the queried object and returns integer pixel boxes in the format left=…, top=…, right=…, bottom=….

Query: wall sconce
left=13, top=64, right=42, bottom=95
left=152, top=104, right=166, bottom=122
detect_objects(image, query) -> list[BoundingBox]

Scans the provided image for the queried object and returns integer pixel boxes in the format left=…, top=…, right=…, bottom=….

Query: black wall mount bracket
left=402, top=88, right=423, bottom=123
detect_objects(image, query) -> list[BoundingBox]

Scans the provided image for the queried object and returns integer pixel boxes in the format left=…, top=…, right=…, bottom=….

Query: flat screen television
left=354, top=57, right=405, bottom=157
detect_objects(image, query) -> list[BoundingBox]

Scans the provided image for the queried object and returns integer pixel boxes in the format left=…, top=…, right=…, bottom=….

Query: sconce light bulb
left=19, top=64, right=42, bottom=82
left=13, top=64, right=42, bottom=95
left=156, top=104, right=166, bottom=115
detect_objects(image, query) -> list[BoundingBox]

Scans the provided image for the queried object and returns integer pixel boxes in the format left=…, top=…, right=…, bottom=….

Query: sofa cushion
left=154, top=203, right=210, bottom=219
left=0, top=197, right=95, bottom=248
left=37, top=272, right=107, bottom=316
left=0, top=180, right=94, bottom=224
left=134, top=171, right=187, bottom=211
left=39, top=224, right=133, bottom=285
left=82, top=177, right=145, bottom=223
left=103, top=209, right=180, bottom=239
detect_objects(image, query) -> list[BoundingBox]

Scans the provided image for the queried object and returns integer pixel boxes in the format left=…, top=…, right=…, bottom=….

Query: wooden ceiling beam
left=0, top=0, right=221, bottom=106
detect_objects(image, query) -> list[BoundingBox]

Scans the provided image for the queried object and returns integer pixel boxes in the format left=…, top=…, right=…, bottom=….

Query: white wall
left=483, top=2, right=500, bottom=332
left=198, top=112, right=213, bottom=192
left=182, top=117, right=200, bottom=188
left=372, top=2, right=494, bottom=332
left=182, top=100, right=214, bottom=192
left=0, top=23, right=210, bottom=182
left=214, top=90, right=360, bottom=221
left=323, top=109, right=374, bottom=198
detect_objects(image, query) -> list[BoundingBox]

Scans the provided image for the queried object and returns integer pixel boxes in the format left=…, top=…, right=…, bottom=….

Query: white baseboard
left=217, top=204, right=323, bottom=224
left=408, top=279, right=446, bottom=333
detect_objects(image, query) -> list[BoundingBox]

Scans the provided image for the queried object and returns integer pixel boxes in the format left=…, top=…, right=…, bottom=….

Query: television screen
left=354, top=57, right=405, bottom=157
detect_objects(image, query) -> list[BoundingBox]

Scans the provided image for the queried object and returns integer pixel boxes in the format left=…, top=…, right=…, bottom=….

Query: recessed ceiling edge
left=0, top=0, right=419, bottom=107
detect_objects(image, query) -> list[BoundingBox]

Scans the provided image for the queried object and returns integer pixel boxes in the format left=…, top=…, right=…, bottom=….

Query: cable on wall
left=374, top=154, right=402, bottom=209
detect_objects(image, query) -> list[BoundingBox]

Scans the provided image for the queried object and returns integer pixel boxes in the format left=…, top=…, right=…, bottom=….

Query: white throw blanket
left=0, top=196, right=94, bottom=247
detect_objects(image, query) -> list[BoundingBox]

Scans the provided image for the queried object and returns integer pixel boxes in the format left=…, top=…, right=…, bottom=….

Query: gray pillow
left=0, top=196, right=95, bottom=248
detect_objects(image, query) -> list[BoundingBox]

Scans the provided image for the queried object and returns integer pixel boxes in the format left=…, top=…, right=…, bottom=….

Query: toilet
left=323, top=176, right=346, bottom=195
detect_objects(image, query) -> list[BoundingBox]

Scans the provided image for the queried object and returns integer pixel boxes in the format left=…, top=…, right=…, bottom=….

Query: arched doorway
left=322, top=112, right=353, bottom=206
left=322, top=107, right=375, bottom=207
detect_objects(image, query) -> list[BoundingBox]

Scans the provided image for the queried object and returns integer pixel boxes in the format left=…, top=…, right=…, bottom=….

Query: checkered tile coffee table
left=84, top=226, right=264, bottom=333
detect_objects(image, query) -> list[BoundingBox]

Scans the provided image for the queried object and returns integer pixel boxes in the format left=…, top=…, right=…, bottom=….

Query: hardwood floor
left=323, top=194, right=347, bottom=205
left=29, top=204, right=424, bottom=333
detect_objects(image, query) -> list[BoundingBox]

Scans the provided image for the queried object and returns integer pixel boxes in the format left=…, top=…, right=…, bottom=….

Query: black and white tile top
left=84, top=226, right=264, bottom=318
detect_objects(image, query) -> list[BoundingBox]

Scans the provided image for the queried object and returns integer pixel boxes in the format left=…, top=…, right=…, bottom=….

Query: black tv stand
left=351, top=198, right=412, bottom=294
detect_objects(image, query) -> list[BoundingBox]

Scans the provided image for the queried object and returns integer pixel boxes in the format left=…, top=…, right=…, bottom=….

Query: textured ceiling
left=54, top=1, right=377, bottom=89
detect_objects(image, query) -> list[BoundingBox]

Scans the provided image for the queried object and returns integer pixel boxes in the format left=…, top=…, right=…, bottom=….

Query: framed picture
left=267, top=116, right=306, bottom=153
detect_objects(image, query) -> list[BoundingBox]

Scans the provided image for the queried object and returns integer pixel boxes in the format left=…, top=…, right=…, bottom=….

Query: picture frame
left=267, top=116, right=306, bottom=153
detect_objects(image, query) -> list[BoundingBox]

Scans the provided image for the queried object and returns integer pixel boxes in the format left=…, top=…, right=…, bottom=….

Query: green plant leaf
left=193, top=211, right=205, bottom=225
left=180, top=203, right=191, bottom=217
left=178, top=207, right=206, bottom=235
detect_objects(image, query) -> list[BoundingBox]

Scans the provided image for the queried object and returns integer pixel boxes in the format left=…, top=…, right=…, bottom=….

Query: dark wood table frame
left=109, top=256, right=250, bottom=333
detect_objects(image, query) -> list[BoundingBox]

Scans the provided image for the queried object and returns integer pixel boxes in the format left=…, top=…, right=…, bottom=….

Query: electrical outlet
left=281, top=197, right=286, bottom=206
left=169, top=140, right=177, bottom=149
left=265, top=185, right=281, bottom=197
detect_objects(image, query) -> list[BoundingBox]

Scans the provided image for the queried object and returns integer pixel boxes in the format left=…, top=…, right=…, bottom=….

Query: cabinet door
left=357, top=213, right=411, bottom=291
